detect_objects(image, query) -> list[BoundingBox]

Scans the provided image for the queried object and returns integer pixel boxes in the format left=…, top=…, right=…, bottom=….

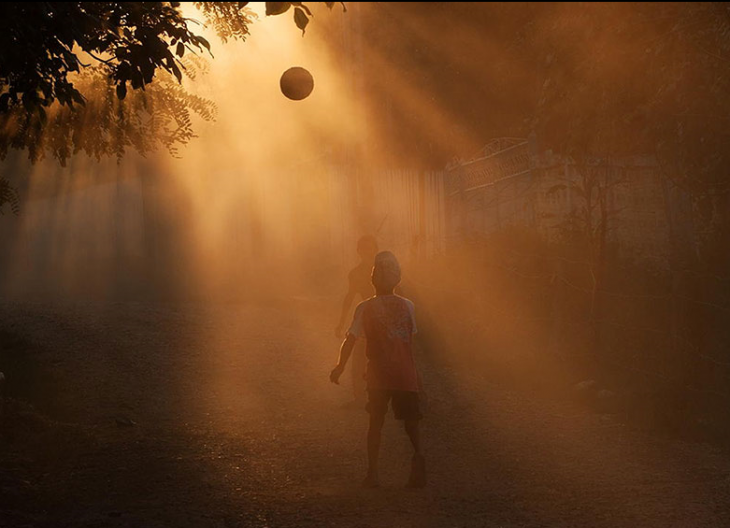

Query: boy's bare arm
left=334, top=289, right=356, bottom=337
left=330, top=334, right=357, bottom=384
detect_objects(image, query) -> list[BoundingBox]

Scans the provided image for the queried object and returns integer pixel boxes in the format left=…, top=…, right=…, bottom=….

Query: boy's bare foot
left=361, top=471, right=379, bottom=488
left=406, top=454, right=426, bottom=488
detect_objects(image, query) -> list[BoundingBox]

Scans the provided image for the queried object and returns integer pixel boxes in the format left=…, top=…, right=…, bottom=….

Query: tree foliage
left=0, top=2, right=341, bottom=212
left=0, top=2, right=338, bottom=165
left=525, top=2, right=730, bottom=196
left=0, top=176, right=19, bottom=215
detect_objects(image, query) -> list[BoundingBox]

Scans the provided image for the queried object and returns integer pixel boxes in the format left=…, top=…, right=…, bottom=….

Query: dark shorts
left=366, top=389, right=422, bottom=421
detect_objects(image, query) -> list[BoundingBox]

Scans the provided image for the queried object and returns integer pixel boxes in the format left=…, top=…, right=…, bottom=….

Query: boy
left=333, top=235, right=379, bottom=405
left=330, top=251, right=426, bottom=488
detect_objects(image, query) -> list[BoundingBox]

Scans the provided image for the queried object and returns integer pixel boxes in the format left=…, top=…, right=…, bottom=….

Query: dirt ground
left=2, top=299, right=730, bottom=528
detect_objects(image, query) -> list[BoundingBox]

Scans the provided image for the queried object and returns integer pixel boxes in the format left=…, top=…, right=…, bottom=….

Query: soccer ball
left=280, top=67, right=314, bottom=101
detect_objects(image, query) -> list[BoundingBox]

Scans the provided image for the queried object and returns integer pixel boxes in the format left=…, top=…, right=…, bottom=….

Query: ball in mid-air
left=280, top=67, right=314, bottom=101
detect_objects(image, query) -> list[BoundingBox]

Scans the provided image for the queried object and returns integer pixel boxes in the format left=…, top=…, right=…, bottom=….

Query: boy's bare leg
left=405, top=419, right=426, bottom=488
left=404, top=419, right=421, bottom=454
left=364, top=412, right=385, bottom=487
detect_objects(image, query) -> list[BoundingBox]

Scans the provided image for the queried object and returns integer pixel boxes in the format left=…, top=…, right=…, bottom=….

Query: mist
left=2, top=3, right=730, bottom=527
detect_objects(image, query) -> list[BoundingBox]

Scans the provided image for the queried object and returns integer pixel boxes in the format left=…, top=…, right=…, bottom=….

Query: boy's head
left=372, top=251, right=401, bottom=293
left=357, top=235, right=379, bottom=262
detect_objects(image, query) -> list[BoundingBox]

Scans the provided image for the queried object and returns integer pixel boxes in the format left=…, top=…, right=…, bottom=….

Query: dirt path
left=2, top=300, right=730, bottom=527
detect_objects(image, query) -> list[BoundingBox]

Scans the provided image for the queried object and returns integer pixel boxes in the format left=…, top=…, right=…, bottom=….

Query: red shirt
left=347, top=294, right=419, bottom=392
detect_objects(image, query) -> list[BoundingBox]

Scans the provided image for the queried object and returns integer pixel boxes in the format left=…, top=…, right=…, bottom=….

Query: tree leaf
left=116, top=82, right=127, bottom=100
left=266, top=2, right=291, bottom=16
left=71, top=90, right=86, bottom=106
left=294, top=7, right=309, bottom=33
left=172, top=63, right=182, bottom=83
left=197, top=36, right=211, bottom=51
left=291, top=2, right=312, bottom=16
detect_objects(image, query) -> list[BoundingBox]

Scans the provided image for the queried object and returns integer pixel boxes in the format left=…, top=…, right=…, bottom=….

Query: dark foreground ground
left=2, top=299, right=730, bottom=528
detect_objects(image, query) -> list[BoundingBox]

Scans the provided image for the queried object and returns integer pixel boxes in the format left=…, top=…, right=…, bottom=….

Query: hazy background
left=1, top=1, right=729, bottom=437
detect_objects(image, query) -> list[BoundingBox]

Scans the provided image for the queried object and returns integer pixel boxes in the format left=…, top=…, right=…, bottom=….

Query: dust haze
left=2, top=3, right=730, bottom=527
